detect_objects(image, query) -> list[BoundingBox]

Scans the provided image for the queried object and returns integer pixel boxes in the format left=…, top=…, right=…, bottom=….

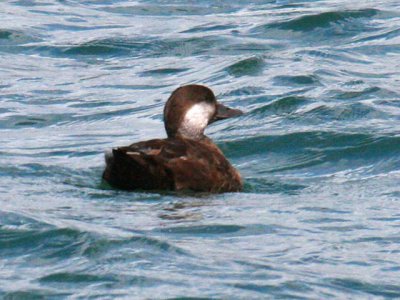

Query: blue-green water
left=1, top=0, right=400, bottom=298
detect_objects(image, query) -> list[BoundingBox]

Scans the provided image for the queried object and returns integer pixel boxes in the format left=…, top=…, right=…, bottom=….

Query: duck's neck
left=171, top=131, right=206, bottom=141
left=175, top=126, right=205, bottom=141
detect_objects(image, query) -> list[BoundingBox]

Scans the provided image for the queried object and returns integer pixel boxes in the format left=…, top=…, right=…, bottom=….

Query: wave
left=221, top=131, right=400, bottom=175
left=303, top=102, right=386, bottom=121
left=19, top=35, right=227, bottom=60
left=224, top=56, right=265, bottom=77
left=102, top=4, right=240, bottom=16
left=250, top=96, right=308, bottom=116
left=0, top=29, right=40, bottom=45
left=250, top=8, right=391, bottom=44
left=271, top=9, right=379, bottom=32
left=325, top=278, right=400, bottom=298
left=0, top=223, right=89, bottom=259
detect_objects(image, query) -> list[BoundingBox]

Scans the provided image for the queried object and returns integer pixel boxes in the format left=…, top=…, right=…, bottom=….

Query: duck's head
left=163, top=85, right=243, bottom=140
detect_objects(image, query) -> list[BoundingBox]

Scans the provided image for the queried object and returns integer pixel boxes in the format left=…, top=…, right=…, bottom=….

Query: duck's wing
left=102, top=139, right=176, bottom=190
left=163, top=139, right=242, bottom=192
left=103, top=138, right=242, bottom=192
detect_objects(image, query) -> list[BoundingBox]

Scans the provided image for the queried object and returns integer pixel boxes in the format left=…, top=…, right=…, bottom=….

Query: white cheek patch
left=179, top=102, right=215, bottom=137
left=185, top=103, right=214, bottom=128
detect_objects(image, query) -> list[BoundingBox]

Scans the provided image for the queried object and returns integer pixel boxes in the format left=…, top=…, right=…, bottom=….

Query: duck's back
left=102, top=138, right=242, bottom=193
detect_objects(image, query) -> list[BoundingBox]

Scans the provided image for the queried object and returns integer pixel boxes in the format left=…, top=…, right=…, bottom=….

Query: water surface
left=1, top=0, right=400, bottom=298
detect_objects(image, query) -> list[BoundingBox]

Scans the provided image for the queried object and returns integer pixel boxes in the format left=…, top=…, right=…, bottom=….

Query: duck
left=102, top=84, right=243, bottom=193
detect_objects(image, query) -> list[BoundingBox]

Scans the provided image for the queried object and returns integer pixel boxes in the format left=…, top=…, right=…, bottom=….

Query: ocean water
left=1, top=0, right=400, bottom=298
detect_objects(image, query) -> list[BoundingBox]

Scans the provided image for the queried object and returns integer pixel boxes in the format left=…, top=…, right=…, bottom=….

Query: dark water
left=1, top=0, right=400, bottom=298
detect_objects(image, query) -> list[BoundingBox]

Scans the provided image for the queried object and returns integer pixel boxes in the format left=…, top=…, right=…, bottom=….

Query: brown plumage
left=102, top=84, right=243, bottom=193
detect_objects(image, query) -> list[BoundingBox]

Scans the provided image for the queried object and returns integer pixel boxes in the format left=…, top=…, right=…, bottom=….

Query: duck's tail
left=104, top=149, right=114, bottom=166
left=103, top=147, right=170, bottom=190
left=102, top=148, right=136, bottom=189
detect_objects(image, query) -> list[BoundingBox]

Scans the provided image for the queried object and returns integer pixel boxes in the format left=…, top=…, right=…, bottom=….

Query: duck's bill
left=212, top=103, right=243, bottom=123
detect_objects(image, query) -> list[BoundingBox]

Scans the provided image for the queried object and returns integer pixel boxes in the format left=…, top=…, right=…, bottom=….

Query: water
left=1, top=0, right=400, bottom=298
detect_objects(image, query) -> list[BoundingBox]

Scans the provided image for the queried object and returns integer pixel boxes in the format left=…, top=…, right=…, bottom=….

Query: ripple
left=224, top=56, right=264, bottom=77
left=140, top=67, right=190, bottom=77
left=274, top=75, right=320, bottom=86
left=0, top=113, right=73, bottom=129
left=0, top=164, right=100, bottom=194
left=0, top=225, right=90, bottom=259
left=353, top=27, right=400, bottom=44
left=251, top=9, right=386, bottom=44
left=0, top=30, right=13, bottom=39
left=0, top=29, right=40, bottom=46
left=251, top=96, right=308, bottom=116
left=233, top=280, right=312, bottom=298
left=325, top=278, right=400, bottom=298
left=181, top=23, right=236, bottom=34
left=316, top=224, right=367, bottom=232
left=272, top=9, right=379, bottom=32
left=245, top=178, right=306, bottom=195
left=303, top=102, right=386, bottom=121
left=38, top=272, right=166, bottom=290
left=3, top=290, right=70, bottom=299
left=39, top=272, right=117, bottom=285
left=30, top=35, right=227, bottom=59
left=222, top=132, right=375, bottom=158
left=221, top=132, right=400, bottom=176
left=335, top=87, right=381, bottom=100
left=1, top=0, right=400, bottom=298
left=83, top=235, right=189, bottom=258
left=43, top=23, right=126, bottom=32
left=103, top=4, right=240, bottom=16
left=299, top=49, right=372, bottom=64
left=157, top=224, right=244, bottom=235
left=222, top=86, right=266, bottom=97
